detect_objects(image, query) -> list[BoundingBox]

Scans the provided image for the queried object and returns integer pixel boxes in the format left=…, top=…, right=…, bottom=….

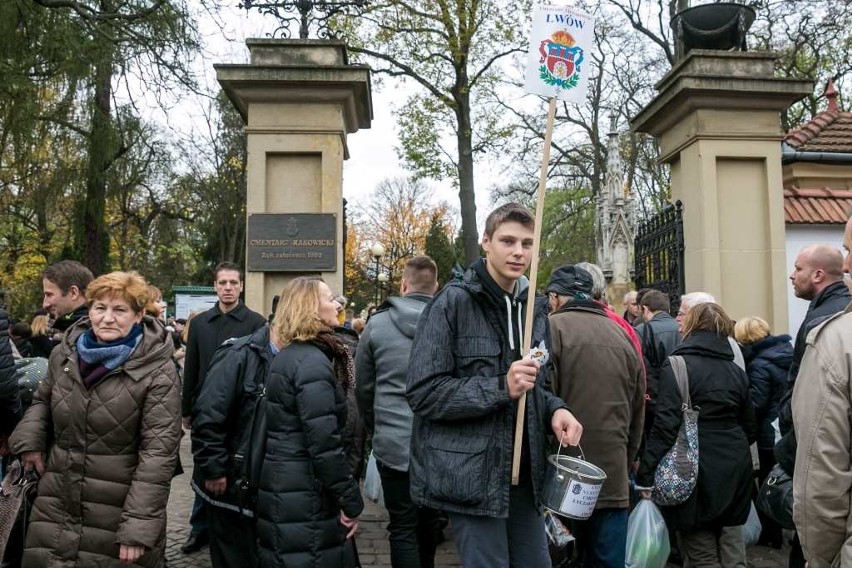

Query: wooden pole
left=512, top=97, right=558, bottom=485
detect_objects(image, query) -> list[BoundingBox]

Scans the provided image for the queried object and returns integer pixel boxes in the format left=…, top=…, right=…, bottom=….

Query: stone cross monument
left=596, top=117, right=636, bottom=309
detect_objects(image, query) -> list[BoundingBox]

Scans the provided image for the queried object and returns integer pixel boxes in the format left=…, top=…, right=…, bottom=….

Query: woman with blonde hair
left=638, top=302, right=756, bottom=567
left=257, top=276, right=363, bottom=567
left=28, top=313, right=54, bottom=358
left=10, top=271, right=182, bottom=567
left=734, top=315, right=792, bottom=548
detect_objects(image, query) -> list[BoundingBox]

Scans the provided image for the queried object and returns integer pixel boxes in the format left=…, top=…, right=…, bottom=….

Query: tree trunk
left=76, top=56, right=114, bottom=275
left=456, top=94, right=479, bottom=265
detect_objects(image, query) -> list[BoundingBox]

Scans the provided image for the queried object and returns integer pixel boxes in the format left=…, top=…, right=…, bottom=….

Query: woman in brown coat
left=10, top=271, right=182, bottom=567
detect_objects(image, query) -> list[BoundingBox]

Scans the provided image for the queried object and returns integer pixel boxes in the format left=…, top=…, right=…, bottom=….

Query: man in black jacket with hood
left=181, top=261, right=266, bottom=554
left=406, top=203, right=583, bottom=568
left=779, top=243, right=851, bottom=568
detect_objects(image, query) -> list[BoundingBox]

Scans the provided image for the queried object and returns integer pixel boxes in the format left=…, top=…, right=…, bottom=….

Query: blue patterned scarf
left=76, top=323, right=144, bottom=388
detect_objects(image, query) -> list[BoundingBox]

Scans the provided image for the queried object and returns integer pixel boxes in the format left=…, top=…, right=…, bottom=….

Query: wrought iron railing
left=634, top=200, right=685, bottom=313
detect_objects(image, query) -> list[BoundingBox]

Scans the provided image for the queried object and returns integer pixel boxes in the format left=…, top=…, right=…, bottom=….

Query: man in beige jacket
left=793, top=214, right=852, bottom=568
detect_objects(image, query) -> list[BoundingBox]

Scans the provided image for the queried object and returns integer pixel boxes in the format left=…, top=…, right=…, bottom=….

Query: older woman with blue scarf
left=10, top=271, right=182, bottom=567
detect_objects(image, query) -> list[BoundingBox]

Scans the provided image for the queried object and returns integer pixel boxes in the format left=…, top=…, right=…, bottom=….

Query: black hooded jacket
left=191, top=326, right=273, bottom=516
left=0, top=310, right=21, bottom=436
left=741, top=334, right=792, bottom=450
left=638, top=331, right=756, bottom=531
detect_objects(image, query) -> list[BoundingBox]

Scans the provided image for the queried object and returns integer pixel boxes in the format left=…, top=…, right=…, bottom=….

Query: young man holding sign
left=406, top=203, right=583, bottom=567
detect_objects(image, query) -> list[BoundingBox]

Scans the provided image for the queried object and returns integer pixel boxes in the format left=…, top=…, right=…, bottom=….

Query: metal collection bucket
left=541, top=444, right=607, bottom=520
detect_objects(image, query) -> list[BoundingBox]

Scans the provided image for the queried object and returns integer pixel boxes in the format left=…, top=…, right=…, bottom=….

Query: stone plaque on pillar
left=247, top=213, right=337, bottom=271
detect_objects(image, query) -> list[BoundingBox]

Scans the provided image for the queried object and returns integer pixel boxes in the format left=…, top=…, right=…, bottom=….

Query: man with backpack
left=190, top=322, right=277, bottom=568
left=635, top=290, right=681, bottom=436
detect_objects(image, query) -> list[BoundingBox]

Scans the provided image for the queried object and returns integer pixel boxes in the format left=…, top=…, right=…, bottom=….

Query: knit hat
left=546, top=265, right=594, bottom=297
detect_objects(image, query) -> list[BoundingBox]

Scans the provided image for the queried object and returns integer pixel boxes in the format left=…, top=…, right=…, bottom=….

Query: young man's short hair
left=483, top=203, right=535, bottom=238
left=403, top=255, right=438, bottom=293
left=214, top=261, right=243, bottom=281
left=640, top=289, right=671, bottom=314
left=42, top=260, right=94, bottom=294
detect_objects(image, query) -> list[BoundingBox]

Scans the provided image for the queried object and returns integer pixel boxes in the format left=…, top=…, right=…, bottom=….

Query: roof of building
left=785, top=80, right=852, bottom=153
left=784, top=187, right=852, bottom=225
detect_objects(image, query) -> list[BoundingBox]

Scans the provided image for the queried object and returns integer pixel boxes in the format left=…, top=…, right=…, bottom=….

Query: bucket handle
left=557, top=432, right=585, bottom=462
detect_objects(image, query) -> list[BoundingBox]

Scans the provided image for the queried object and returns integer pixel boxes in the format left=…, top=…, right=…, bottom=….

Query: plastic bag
left=625, top=499, right=670, bottom=568
left=544, top=510, right=574, bottom=548
left=742, top=502, right=762, bottom=548
left=363, top=453, right=383, bottom=506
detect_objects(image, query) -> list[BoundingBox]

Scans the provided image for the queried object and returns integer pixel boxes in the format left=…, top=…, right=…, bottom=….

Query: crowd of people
left=1, top=202, right=852, bottom=568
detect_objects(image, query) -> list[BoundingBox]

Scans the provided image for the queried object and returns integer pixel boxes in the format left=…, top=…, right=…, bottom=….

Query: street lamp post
left=370, top=243, right=385, bottom=306
left=377, top=272, right=389, bottom=303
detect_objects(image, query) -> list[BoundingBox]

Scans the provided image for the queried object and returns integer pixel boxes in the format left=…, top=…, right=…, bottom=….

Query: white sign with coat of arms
left=524, top=4, right=595, bottom=103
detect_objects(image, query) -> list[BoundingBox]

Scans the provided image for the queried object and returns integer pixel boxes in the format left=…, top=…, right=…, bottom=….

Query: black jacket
left=406, top=260, right=567, bottom=518
left=741, top=334, right=792, bottom=450
left=637, top=331, right=756, bottom=532
left=776, top=281, right=851, bottom=474
left=635, top=312, right=682, bottom=429
left=0, top=310, right=21, bottom=436
left=182, top=301, right=266, bottom=417
left=191, top=326, right=272, bottom=516
left=51, top=304, right=88, bottom=333
left=257, top=340, right=363, bottom=568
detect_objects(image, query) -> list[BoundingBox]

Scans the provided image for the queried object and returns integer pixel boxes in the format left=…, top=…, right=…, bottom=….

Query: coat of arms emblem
left=538, top=31, right=584, bottom=90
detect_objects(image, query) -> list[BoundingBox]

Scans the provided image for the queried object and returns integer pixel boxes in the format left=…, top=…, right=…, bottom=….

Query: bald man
left=777, top=243, right=851, bottom=568
left=788, top=244, right=849, bottom=379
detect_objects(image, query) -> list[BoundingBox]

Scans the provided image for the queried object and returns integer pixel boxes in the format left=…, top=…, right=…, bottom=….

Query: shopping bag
left=363, top=453, right=383, bottom=506
left=625, top=499, right=670, bottom=568
left=0, top=459, right=38, bottom=561
left=742, top=502, right=762, bottom=547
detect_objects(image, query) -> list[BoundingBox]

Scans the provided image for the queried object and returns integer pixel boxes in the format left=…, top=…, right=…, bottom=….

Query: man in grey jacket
left=356, top=256, right=441, bottom=568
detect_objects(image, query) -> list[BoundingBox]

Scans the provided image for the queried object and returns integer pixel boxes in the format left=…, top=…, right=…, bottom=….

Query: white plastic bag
left=363, top=453, right=384, bottom=506
left=625, top=499, right=670, bottom=568
left=742, top=502, right=762, bottom=548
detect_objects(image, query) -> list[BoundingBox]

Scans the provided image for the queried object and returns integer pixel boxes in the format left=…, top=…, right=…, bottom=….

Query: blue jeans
left=449, top=484, right=550, bottom=568
left=569, top=507, right=628, bottom=568
left=189, top=492, right=209, bottom=535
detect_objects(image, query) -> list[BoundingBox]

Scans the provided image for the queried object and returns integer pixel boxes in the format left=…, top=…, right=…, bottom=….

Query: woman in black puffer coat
left=257, top=277, right=363, bottom=568
left=735, top=316, right=793, bottom=548
left=638, top=303, right=757, bottom=567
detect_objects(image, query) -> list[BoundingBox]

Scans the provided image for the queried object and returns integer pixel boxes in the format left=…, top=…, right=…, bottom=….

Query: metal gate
left=634, top=200, right=685, bottom=311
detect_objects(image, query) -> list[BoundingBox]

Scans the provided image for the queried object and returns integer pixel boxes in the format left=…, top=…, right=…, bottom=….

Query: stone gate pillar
left=216, top=39, right=372, bottom=315
left=631, top=51, right=812, bottom=331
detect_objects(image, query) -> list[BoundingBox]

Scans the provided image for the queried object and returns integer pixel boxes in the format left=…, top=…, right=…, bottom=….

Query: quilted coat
left=256, top=339, right=363, bottom=568
left=9, top=316, right=181, bottom=568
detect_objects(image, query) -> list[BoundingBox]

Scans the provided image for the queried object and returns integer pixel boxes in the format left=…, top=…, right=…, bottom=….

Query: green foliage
left=423, top=211, right=458, bottom=287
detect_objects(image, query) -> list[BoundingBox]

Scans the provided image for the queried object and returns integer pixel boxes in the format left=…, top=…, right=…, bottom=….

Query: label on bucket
left=559, top=479, right=602, bottom=519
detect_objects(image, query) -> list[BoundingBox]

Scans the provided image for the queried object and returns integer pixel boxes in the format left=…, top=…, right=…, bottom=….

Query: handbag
left=755, top=464, right=795, bottom=529
left=0, top=459, right=38, bottom=561
left=652, top=355, right=699, bottom=506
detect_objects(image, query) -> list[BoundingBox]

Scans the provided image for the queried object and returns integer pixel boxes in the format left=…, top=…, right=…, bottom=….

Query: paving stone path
left=165, top=435, right=788, bottom=567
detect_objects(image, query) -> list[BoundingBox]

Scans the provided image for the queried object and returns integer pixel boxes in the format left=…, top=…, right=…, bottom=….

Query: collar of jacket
left=211, top=301, right=250, bottom=322
left=54, top=303, right=89, bottom=332
left=59, top=316, right=174, bottom=382
left=672, top=330, right=734, bottom=361
left=810, top=280, right=852, bottom=311
left=650, top=311, right=676, bottom=323
left=552, top=298, right=606, bottom=316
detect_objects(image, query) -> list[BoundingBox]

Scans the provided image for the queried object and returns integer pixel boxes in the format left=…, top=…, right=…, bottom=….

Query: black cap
left=546, top=265, right=594, bottom=296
